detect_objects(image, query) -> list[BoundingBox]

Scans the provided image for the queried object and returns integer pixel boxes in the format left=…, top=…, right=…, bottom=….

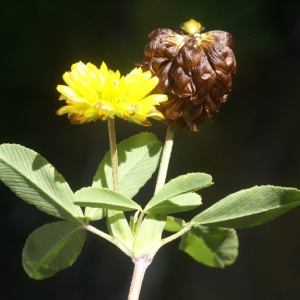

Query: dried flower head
left=56, top=61, right=168, bottom=126
left=137, top=19, right=236, bottom=132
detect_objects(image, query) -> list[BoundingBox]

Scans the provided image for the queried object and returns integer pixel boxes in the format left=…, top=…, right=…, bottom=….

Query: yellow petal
left=57, top=61, right=168, bottom=125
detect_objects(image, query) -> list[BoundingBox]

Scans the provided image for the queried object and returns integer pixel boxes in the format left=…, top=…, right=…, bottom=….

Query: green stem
left=108, top=117, right=119, bottom=192
left=84, top=224, right=132, bottom=257
left=106, top=117, right=133, bottom=250
left=160, top=225, right=191, bottom=247
left=127, top=126, right=176, bottom=300
left=154, top=126, right=175, bottom=194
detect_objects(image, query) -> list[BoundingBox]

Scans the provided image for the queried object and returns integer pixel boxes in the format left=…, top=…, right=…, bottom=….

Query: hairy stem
left=108, top=117, right=119, bottom=192
left=128, top=257, right=151, bottom=300
left=107, top=117, right=133, bottom=251
left=154, top=126, right=175, bottom=194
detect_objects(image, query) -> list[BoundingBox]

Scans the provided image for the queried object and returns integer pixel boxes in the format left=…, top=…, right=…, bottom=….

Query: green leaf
left=74, top=187, right=141, bottom=211
left=84, top=206, right=106, bottom=222
left=145, top=173, right=212, bottom=212
left=106, top=210, right=134, bottom=251
left=133, top=213, right=167, bottom=258
left=192, top=186, right=300, bottom=228
left=89, top=132, right=161, bottom=223
left=93, top=132, right=162, bottom=198
left=164, top=216, right=185, bottom=232
left=179, top=226, right=238, bottom=268
left=22, top=221, right=86, bottom=279
left=147, top=192, right=202, bottom=214
left=0, top=144, right=83, bottom=222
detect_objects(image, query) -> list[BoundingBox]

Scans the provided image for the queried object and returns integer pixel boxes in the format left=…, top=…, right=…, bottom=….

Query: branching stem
left=106, top=122, right=178, bottom=299
left=84, top=224, right=132, bottom=257
left=128, top=256, right=151, bottom=300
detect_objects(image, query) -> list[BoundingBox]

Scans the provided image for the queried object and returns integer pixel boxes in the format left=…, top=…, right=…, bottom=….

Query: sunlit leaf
left=93, top=132, right=162, bottom=197
left=75, top=187, right=141, bottom=211
left=147, top=192, right=201, bottom=214
left=145, top=173, right=212, bottom=212
left=89, top=132, right=161, bottom=221
left=192, top=186, right=300, bottom=228
left=0, top=144, right=83, bottom=222
left=84, top=207, right=106, bottom=222
left=106, top=210, right=134, bottom=251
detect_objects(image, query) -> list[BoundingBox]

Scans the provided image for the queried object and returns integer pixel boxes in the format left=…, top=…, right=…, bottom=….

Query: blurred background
left=1, top=1, right=300, bottom=299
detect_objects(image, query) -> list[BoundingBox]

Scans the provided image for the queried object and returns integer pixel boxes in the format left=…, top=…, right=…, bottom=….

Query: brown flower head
left=137, top=19, right=236, bottom=132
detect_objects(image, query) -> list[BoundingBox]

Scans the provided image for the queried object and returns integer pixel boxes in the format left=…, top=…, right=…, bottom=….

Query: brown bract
left=137, top=20, right=236, bottom=132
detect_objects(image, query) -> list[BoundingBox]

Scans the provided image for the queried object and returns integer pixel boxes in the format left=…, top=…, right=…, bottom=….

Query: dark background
left=1, top=1, right=300, bottom=299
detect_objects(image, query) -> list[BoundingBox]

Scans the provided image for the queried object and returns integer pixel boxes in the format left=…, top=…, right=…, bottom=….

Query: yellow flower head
left=56, top=61, right=168, bottom=125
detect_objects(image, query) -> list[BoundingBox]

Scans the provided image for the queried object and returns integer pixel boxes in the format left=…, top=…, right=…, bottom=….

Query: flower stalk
left=107, top=118, right=151, bottom=300
left=154, top=125, right=175, bottom=194
left=108, top=117, right=119, bottom=192
left=128, top=125, right=175, bottom=300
